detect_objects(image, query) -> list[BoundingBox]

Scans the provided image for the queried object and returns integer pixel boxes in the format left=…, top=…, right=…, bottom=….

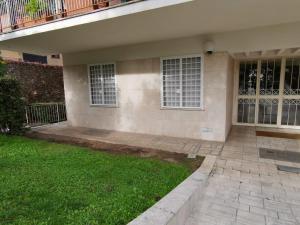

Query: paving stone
left=210, top=203, right=237, bottom=216
left=249, top=191, right=274, bottom=200
left=240, top=183, right=262, bottom=193
left=237, top=210, right=266, bottom=225
left=214, top=167, right=224, bottom=175
left=266, top=216, right=297, bottom=225
left=250, top=206, right=278, bottom=219
left=239, top=194, right=264, bottom=208
left=239, top=203, right=250, bottom=212
left=216, top=159, right=227, bottom=168
left=264, top=199, right=292, bottom=214
left=278, top=212, right=297, bottom=223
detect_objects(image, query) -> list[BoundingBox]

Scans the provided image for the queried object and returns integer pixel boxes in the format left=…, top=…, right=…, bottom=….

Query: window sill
left=90, top=104, right=118, bottom=108
left=160, top=107, right=205, bottom=111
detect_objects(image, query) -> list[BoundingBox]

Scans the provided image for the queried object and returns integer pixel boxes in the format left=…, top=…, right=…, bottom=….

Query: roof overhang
left=1, top=0, right=300, bottom=54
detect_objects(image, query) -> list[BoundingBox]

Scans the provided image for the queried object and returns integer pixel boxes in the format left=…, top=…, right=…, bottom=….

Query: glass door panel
left=258, top=99, right=278, bottom=125
left=281, top=58, right=300, bottom=126
left=281, top=99, right=300, bottom=126
left=237, top=98, right=256, bottom=124
left=260, top=59, right=281, bottom=95
left=257, top=59, right=280, bottom=125
left=237, top=61, right=257, bottom=124
left=238, top=61, right=257, bottom=96
left=284, top=58, right=300, bottom=95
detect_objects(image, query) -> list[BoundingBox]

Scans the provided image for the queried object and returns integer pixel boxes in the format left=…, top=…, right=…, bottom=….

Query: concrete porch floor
left=30, top=122, right=224, bottom=157
left=30, top=124, right=300, bottom=225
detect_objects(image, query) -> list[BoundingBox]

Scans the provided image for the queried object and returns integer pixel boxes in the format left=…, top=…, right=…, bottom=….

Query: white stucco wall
left=63, top=52, right=233, bottom=142
left=225, top=56, right=234, bottom=139
left=63, top=37, right=205, bottom=66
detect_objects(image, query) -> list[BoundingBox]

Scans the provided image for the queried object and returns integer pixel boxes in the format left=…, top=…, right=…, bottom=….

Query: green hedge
left=0, top=60, right=25, bottom=134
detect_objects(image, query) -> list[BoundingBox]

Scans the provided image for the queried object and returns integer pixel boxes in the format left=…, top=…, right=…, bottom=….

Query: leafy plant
left=0, top=58, right=25, bottom=134
left=0, top=57, right=6, bottom=77
left=25, top=0, right=47, bottom=19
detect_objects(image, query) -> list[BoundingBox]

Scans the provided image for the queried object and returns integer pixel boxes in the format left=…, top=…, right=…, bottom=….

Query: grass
left=0, top=135, right=190, bottom=225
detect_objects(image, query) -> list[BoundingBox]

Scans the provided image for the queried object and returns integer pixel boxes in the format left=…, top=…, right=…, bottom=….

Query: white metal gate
left=236, top=57, right=300, bottom=128
left=25, top=103, right=67, bottom=127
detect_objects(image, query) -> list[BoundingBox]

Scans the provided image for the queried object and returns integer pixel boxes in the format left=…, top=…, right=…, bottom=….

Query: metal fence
left=25, top=102, right=67, bottom=127
left=0, top=0, right=134, bottom=33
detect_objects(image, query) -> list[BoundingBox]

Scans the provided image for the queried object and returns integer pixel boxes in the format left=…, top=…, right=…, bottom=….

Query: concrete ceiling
left=1, top=0, right=300, bottom=54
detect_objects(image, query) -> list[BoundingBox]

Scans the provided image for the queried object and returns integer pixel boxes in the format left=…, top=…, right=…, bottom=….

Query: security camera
left=204, top=40, right=215, bottom=55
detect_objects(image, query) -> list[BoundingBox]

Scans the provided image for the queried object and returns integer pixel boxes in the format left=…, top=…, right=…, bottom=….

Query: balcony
left=2, top=0, right=299, bottom=57
left=0, top=0, right=137, bottom=33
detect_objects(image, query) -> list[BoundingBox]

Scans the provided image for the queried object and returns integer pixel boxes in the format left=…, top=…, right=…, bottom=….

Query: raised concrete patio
left=30, top=122, right=224, bottom=157
left=30, top=124, right=300, bottom=225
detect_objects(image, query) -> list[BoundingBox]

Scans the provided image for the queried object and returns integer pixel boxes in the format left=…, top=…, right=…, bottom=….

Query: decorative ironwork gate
left=237, top=57, right=300, bottom=128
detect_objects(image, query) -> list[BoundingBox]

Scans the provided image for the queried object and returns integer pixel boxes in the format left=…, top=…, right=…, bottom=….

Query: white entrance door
left=236, top=57, right=300, bottom=128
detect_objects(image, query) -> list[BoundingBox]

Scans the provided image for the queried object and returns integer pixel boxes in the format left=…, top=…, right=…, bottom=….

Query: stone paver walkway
left=185, top=126, right=300, bottom=225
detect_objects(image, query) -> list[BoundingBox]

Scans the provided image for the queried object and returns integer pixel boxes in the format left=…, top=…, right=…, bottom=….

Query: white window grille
left=88, top=63, right=117, bottom=106
left=161, top=56, right=202, bottom=109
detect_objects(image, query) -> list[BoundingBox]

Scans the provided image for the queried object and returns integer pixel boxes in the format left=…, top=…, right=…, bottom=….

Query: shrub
left=0, top=60, right=26, bottom=134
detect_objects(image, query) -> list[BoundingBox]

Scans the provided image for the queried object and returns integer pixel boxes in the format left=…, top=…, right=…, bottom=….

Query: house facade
left=0, top=50, right=62, bottom=65
left=0, top=0, right=300, bottom=142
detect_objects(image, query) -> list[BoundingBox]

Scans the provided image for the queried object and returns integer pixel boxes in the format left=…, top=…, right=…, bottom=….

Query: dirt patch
left=25, top=131, right=204, bottom=172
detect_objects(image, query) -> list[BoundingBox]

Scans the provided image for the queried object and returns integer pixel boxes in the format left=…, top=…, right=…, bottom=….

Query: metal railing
left=0, top=0, right=134, bottom=33
left=25, top=102, right=67, bottom=127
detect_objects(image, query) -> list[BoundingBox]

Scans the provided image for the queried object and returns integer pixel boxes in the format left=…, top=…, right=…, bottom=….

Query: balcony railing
left=0, top=0, right=135, bottom=33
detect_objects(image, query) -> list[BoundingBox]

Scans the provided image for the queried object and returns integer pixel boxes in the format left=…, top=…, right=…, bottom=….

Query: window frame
left=87, top=63, right=118, bottom=107
left=160, top=54, right=204, bottom=110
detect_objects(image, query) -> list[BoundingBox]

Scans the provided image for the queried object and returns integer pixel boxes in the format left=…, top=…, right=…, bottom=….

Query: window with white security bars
left=89, top=64, right=117, bottom=106
left=161, top=56, right=202, bottom=109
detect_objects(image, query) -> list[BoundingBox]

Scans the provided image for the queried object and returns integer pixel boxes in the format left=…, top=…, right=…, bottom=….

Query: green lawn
left=0, top=135, right=190, bottom=225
